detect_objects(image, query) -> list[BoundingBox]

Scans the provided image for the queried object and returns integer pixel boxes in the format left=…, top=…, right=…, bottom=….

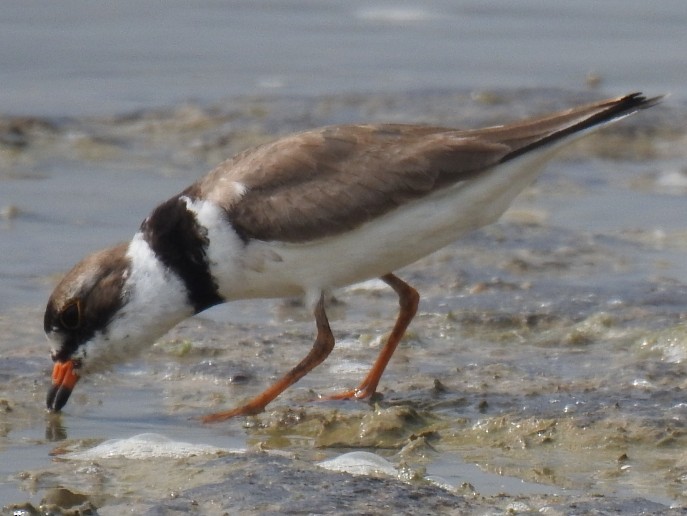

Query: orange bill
left=47, top=360, right=80, bottom=412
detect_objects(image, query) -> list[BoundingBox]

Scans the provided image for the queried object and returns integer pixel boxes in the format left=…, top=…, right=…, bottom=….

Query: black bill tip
left=46, top=384, right=73, bottom=412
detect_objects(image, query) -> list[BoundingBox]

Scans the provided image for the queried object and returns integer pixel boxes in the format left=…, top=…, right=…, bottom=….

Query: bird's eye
left=59, top=300, right=82, bottom=330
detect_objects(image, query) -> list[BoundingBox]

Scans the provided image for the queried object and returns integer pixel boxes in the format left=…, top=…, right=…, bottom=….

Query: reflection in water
left=45, top=416, right=67, bottom=442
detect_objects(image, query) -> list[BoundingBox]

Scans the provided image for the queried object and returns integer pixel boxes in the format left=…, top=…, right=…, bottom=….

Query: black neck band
left=141, top=196, right=224, bottom=313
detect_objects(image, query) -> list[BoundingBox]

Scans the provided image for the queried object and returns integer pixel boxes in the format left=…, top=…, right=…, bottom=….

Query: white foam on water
left=65, top=433, right=243, bottom=460
left=317, top=451, right=398, bottom=477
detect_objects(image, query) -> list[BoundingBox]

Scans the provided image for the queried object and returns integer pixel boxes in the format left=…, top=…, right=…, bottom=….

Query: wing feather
left=186, top=93, right=657, bottom=243
left=192, top=125, right=509, bottom=242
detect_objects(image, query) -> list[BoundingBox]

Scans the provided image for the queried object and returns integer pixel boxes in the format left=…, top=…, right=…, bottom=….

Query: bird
left=44, top=93, right=659, bottom=422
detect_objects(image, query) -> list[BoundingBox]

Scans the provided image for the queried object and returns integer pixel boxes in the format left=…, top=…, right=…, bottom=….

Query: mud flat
left=1, top=89, right=686, bottom=513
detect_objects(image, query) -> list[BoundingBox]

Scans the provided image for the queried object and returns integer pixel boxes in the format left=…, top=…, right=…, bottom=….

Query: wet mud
left=1, top=89, right=686, bottom=513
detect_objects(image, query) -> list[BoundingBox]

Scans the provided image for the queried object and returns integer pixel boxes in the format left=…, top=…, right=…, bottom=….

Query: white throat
left=79, top=233, right=194, bottom=371
left=120, top=232, right=194, bottom=339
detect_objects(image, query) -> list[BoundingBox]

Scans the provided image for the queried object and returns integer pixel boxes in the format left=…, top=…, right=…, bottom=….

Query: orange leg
left=326, top=273, right=419, bottom=401
left=202, top=294, right=335, bottom=423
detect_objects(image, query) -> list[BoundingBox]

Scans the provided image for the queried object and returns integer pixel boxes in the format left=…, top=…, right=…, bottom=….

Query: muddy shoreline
left=1, top=89, right=686, bottom=513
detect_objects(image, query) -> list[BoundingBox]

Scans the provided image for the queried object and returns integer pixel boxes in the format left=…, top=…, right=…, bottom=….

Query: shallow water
left=1, top=90, right=686, bottom=513
left=1, top=0, right=686, bottom=117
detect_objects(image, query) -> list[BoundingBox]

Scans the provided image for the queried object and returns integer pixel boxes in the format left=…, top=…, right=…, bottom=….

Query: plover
left=45, top=93, right=659, bottom=422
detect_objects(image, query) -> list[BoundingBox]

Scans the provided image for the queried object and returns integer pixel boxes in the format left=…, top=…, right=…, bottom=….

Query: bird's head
left=44, top=236, right=194, bottom=412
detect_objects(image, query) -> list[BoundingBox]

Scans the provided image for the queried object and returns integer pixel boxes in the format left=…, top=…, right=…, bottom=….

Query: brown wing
left=191, top=124, right=509, bottom=242
left=469, top=92, right=660, bottom=159
left=188, top=93, right=657, bottom=243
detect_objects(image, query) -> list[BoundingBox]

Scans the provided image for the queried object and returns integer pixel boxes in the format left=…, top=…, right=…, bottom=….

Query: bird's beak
left=47, top=360, right=80, bottom=412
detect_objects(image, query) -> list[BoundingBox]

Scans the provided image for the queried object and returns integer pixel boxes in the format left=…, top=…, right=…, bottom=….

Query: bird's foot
left=201, top=402, right=264, bottom=423
left=319, top=385, right=377, bottom=401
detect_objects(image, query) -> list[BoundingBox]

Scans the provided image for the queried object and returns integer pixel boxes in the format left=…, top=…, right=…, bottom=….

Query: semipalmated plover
left=45, top=93, right=659, bottom=422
